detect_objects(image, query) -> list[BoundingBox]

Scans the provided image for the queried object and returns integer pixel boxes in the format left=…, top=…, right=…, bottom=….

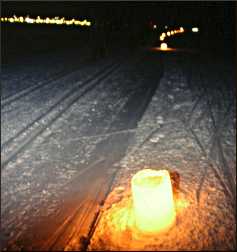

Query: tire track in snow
left=1, top=62, right=121, bottom=169
left=62, top=55, right=163, bottom=251
left=1, top=62, right=88, bottom=108
left=2, top=52, right=163, bottom=251
left=199, top=76, right=235, bottom=203
left=183, top=61, right=235, bottom=207
left=181, top=99, right=235, bottom=206
left=1, top=50, right=87, bottom=99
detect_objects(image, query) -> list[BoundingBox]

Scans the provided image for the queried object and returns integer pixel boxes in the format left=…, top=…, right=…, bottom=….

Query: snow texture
left=89, top=53, right=236, bottom=251
left=1, top=50, right=236, bottom=251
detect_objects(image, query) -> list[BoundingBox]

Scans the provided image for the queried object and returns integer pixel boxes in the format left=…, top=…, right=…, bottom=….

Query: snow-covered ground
left=1, top=48, right=236, bottom=251
left=1, top=49, right=160, bottom=250
left=89, top=52, right=236, bottom=251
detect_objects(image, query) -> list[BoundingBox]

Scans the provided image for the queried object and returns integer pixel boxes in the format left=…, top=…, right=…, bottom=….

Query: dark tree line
left=85, top=4, right=154, bottom=59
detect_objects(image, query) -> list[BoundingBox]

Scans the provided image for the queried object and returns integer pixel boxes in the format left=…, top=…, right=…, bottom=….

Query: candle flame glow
left=132, top=169, right=176, bottom=233
left=160, top=42, right=168, bottom=50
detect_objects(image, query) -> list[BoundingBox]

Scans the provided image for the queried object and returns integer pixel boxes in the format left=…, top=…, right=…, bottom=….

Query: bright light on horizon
left=192, top=27, right=199, bottom=32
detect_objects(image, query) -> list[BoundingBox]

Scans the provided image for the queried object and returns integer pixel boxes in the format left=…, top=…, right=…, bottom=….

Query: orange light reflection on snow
left=151, top=46, right=177, bottom=52
left=99, top=174, right=190, bottom=249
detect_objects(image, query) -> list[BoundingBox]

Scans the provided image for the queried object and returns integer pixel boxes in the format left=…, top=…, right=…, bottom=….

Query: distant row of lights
left=159, top=26, right=199, bottom=41
left=0, top=15, right=91, bottom=26
left=159, top=26, right=199, bottom=51
left=159, top=27, right=185, bottom=41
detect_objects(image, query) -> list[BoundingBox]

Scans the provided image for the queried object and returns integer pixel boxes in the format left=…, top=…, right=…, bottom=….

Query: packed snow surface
left=1, top=49, right=236, bottom=251
left=89, top=53, right=236, bottom=251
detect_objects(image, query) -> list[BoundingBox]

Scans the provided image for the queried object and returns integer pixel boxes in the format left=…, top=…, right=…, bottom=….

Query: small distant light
left=192, top=27, right=199, bottom=32
left=171, top=31, right=174, bottom=35
left=65, top=20, right=72, bottom=25
left=56, top=19, right=63, bottom=25
left=165, top=25, right=168, bottom=29
left=153, top=24, right=157, bottom=29
left=160, top=36, right=165, bottom=41
left=180, top=27, right=184, bottom=32
left=25, top=17, right=34, bottom=24
left=50, top=19, right=56, bottom=24
left=80, top=20, right=86, bottom=26
left=160, top=42, right=168, bottom=50
left=167, top=31, right=170, bottom=36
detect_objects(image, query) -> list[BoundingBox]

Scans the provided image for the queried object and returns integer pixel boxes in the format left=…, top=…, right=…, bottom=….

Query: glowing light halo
left=160, top=42, right=168, bottom=50
left=132, top=169, right=176, bottom=234
left=192, top=27, right=199, bottom=32
left=158, top=26, right=186, bottom=47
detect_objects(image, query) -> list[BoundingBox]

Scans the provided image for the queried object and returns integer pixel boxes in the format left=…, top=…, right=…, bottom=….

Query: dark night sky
left=1, top=2, right=235, bottom=22
left=1, top=1, right=236, bottom=38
